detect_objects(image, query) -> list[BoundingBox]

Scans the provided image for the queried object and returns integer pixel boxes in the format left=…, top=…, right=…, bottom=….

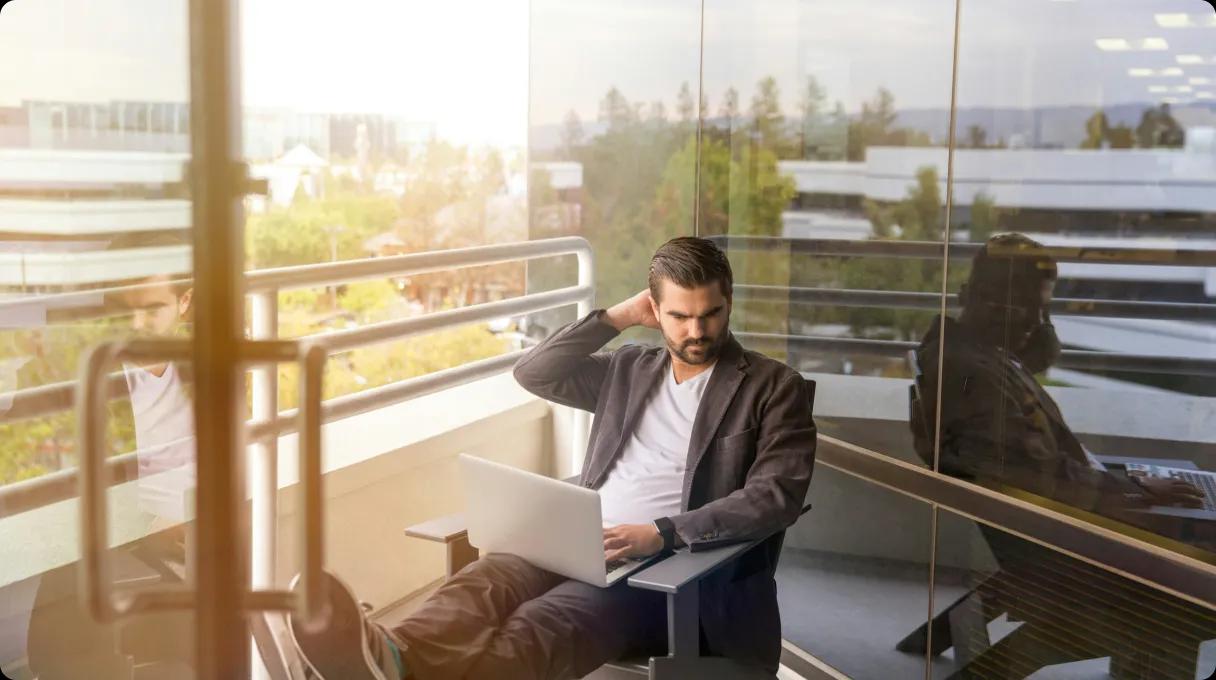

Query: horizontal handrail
left=709, top=234, right=1216, bottom=267
left=0, top=237, right=594, bottom=518
left=815, top=435, right=1216, bottom=611
left=734, top=284, right=1216, bottom=322
left=736, top=331, right=1216, bottom=377
left=0, top=236, right=592, bottom=322
left=0, top=288, right=586, bottom=427
left=0, top=353, right=526, bottom=520
left=245, top=237, right=591, bottom=293
left=307, top=286, right=590, bottom=354
left=247, top=351, right=525, bottom=442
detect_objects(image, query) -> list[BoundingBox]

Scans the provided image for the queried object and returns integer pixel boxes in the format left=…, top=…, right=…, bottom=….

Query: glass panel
left=238, top=0, right=534, bottom=660
left=926, top=0, right=1216, bottom=555
left=933, top=510, right=1216, bottom=679
left=700, top=0, right=957, bottom=467
left=780, top=469, right=934, bottom=677
left=528, top=0, right=702, bottom=343
left=0, top=0, right=197, bottom=677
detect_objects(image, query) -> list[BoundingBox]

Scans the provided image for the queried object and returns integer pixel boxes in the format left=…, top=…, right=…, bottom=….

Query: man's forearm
left=511, top=310, right=619, bottom=412
left=600, top=303, right=638, bottom=332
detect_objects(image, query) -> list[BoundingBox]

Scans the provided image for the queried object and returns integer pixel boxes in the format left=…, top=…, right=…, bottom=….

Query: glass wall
left=528, top=0, right=702, bottom=343
left=0, top=0, right=198, bottom=677
left=528, top=0, right=1216, bottom=677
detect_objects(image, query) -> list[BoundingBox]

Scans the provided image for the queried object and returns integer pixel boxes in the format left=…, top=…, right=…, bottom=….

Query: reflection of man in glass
left=27, top=234, right=196, bottom=677
left=910, top=233, right=1202, bottom=515
left=113, top=233, right=197, bottom=528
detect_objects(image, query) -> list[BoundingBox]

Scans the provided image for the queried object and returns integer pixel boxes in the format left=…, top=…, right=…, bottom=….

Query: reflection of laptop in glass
left=1125, top=462, right=1216, bottom=520
left=459, top=454, right=659, bottom=587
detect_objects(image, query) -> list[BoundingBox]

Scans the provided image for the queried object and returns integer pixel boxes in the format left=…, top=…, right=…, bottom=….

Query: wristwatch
left=653, top=517, right=677, bottom=552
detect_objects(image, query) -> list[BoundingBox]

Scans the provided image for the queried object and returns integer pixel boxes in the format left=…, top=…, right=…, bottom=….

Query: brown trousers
left=389, top=553, right=668, bottom=680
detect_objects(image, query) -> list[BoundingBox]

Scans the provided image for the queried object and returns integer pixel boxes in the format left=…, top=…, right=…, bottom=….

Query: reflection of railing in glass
left=0, top=238, right=595, bottom=520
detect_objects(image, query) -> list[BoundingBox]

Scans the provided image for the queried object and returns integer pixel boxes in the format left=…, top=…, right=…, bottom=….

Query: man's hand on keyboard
left=1134, top=477, right=1206, bottom=508
left=603, top=524, right=663, bottom=562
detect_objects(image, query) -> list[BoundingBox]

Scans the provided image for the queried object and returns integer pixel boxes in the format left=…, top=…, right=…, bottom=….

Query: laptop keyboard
left=605, top=559, right=628, bottom=574
left=1168, top=470, right=1216, bottom=511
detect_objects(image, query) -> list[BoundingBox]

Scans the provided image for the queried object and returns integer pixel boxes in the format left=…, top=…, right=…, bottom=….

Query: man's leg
left=462, top=574, right=668, bottom=680
left=387, top=552, right=567, bottom=679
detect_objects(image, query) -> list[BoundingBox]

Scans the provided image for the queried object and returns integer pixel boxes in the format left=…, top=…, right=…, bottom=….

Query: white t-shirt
left=123, top=362, right=197, bottom=521
left=598, top=362, right=715, bottom=526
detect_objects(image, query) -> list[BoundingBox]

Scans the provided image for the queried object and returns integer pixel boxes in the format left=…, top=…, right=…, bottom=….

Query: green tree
left=965, top=125, right=988, bottom=149
left=846, top=87, right=930, bottom=161
left=561, top=110, right=584, bottom=157
left=719, top=87, right=740, bottom=121
left=840, top=166, right=964, bottom=340
left=969, top=192, right=1000, bottom=243
left=749, top=76, right=784, bottom=151
left=1081, top=110, right=1110, bottom=149
left=677, top=82, right=696, bottom=125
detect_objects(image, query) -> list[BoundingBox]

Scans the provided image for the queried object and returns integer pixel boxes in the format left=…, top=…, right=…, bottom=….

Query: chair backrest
left=801, top=376, right=816, bottom=516
left=906, top=350, right=936, bottom=467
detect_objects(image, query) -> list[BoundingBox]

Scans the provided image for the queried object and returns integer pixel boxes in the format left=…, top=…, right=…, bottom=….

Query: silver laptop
left=459, top=454, right=657, bottom=587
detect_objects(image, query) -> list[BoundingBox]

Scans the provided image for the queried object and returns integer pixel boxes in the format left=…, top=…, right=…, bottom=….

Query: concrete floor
left=776, top=548, right=1216, bottom=680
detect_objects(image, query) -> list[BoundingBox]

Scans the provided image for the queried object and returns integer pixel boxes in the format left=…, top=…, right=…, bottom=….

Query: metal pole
left=571, top=248, right=595, bottom=473
left=188, top=0, right=249, bottom=674
left=249, top=291, right=279, bottom=680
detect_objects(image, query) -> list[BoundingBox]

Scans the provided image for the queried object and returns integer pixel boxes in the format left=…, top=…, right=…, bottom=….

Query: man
left=290, top=236, right=816, bottom=679
left=910, top=233, right=1201, bottom=520
left=28, top=233, right=196, bottom=677
left=907, top=234, right=1213, bottom=678
left=108, top=233, right=198, bottom=527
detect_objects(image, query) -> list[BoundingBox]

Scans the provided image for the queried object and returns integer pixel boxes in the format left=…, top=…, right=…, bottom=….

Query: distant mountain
left=896, top=102, right=1216, bottom=148
left=530, top=102, right=1216, bottom=154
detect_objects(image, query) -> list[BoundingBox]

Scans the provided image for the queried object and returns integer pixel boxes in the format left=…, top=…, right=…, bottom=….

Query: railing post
left=249, top=290, right=278, bottom=680
left=572, top=247, right=595, bottom=473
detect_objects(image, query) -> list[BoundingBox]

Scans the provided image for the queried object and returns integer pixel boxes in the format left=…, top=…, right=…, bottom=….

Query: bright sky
left=1, top=0, right=1214, bottom=149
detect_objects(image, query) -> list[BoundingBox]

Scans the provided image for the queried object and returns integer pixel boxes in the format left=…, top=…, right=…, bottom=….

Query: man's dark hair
left=965, top=233, right=1057, bottom=308
left=648, top=237, right=733, bottom=302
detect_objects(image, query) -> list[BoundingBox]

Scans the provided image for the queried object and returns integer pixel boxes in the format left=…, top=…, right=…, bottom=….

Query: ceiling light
left=1148, top=85, right=1169, bottom=93
left=1175, top=85, right=1194, bottom=92
left=1162, top=97, right=1182, bottom=104
left=1154, top=13, right=1216, bottom=28
left=1096, top=38, right=1131, bottom=51
left=1198, top=92, right=1215, bottom=99
left=1177, top=54, right=1206, bottom=64
left=1097, top=37, right=1169, bottom=51
left=1155, top=13, right=1191, bottom=27
left=1128, top=66, right=1186, bottom=78
left=1190, top=77, right=1212, bottom=84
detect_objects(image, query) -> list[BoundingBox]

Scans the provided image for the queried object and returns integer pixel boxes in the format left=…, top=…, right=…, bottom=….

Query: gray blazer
left=513, top=310, right=816, bottom=670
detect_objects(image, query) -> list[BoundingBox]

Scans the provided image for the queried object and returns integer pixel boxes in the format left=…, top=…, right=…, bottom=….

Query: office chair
left=405, top=378, right=817, bottom=680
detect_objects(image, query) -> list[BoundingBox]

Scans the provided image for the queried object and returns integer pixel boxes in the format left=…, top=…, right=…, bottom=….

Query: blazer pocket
left=713, top=428, right=756, bottom=455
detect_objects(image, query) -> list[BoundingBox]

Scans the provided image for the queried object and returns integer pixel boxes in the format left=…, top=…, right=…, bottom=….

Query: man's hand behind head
left=603, top=290, right=660, bottom=332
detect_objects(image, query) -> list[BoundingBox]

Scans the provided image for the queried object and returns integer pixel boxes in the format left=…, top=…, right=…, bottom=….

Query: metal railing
left=3, top=233, right=1214, bottom=610
left=0, top=238, right=595, bottom=534
left=710, top=234, right=1216, bottom=267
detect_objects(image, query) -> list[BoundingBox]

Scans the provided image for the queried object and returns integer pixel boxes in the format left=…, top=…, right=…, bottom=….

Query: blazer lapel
left=681, top=335, right=747, bottom=510
left=585, top=349, right=667, bottom=488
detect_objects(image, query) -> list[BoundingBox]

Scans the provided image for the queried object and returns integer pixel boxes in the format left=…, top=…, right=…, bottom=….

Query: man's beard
left=663, top=331, right=725, bottom=365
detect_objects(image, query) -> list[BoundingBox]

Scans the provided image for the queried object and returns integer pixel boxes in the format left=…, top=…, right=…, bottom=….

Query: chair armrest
left=627, top=540, right=758, bottom=594
left=403, top=513, right=467, bottom=544
left=404, top=513, right=478, bottom=577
